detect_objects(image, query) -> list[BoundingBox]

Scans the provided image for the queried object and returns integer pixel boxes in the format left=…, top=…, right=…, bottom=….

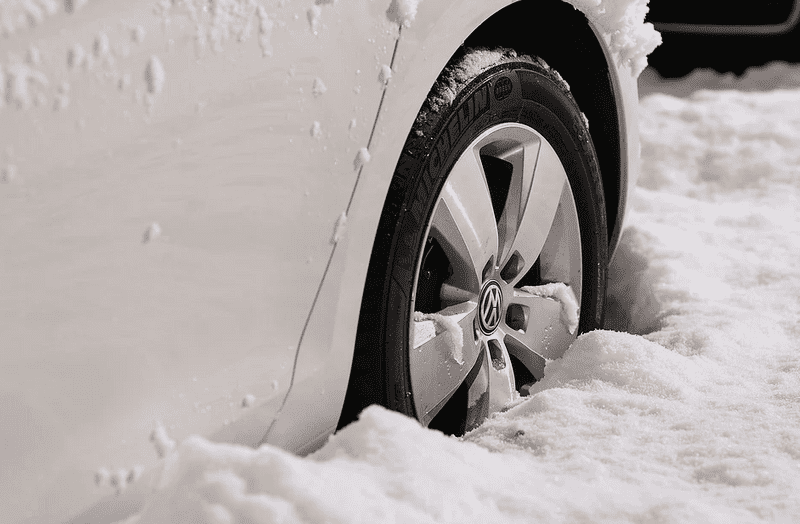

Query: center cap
left=478, top=280, right=503, bottom=334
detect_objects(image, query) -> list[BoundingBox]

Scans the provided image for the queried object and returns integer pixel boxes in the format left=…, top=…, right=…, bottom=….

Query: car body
left=0, top=0, right=640, bottom=522
left=647, top=0, right=800, bottom=76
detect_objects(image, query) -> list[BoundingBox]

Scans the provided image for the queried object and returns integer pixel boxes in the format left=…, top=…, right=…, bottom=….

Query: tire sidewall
left=351, top=58, right=607, bottom=420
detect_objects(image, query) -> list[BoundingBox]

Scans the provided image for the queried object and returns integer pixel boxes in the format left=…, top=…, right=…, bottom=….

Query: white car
left=0, top=0, right=641, bottom=522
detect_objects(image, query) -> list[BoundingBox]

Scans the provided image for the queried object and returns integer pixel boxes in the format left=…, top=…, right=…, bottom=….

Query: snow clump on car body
left=386, top=0, right=422, bottom=27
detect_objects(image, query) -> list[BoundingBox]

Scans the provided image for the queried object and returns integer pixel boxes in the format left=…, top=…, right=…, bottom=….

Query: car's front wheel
left=340, top=49, right=607, bottom=435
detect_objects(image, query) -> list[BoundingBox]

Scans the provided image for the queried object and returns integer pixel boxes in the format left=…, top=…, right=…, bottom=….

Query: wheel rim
left=409, top=122, right=583, bottom=432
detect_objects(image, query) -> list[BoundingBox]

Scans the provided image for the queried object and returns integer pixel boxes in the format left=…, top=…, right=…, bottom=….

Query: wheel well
left=464, top=0, right=622, bottom=244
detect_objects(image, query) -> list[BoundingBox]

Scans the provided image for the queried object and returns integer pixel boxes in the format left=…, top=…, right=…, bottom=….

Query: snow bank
left=638, top=86, right=800, bottom=195
left=639, top=61, right=800, bottom=98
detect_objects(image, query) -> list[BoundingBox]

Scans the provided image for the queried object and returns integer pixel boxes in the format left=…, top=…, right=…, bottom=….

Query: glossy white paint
left=0, top=1, right=395, bottom=522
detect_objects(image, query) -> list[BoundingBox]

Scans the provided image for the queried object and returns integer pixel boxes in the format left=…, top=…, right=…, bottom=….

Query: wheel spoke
left=485, top=335, right=516, bottom=412
left=431, top=148, right=499, bottom=291
left=502, top=287, right=577, bottom=368
left=498, top=139, right=567, bottom=286
left=410, top=301, right=481, bottom=426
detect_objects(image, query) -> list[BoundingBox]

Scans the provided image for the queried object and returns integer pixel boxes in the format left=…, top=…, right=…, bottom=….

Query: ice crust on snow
left=521, top=283, right=580, bottom=335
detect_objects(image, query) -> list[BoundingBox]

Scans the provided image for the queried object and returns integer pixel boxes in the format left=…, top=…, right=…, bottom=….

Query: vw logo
left=478, top=280, right=503, bottom=334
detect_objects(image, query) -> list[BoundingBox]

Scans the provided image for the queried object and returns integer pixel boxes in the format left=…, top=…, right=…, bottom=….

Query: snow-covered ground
left=114, top=64, right=800, bottom=523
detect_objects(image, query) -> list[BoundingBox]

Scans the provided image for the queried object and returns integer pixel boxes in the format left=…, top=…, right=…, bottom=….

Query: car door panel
left=0, top=1, right=395, bottom=522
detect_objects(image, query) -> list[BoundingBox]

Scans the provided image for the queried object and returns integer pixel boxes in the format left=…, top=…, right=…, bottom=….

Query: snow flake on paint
left=150, top=422, right=176, bottom=458
left=132, top=25, right=147, bottom=43
left=353, top=147, right=370, bottom=171
left=257, top=6, right=274, bottom=57
left=64, top=0, right=88, bottom=14
left=144, top=56, right=165, bottom=95
left=310, top=120, right=322, bottom=139
left=1, top=164, right=17, bottom=183
left=241, top=393, right=256, bottom=407
left=378, top=64, right=392, bottom=85
left=118, top=73, right=131, bottom=92
left=95, top=465, right=144, bottom=494
left=142, top=222, right=162, bottom=243
left=93, top=32, right=110, bottom=57
left=0, top=0, right=63, bottom=35
left=4, top=63, right=48, bottom=109
left=307, top=5, right=321, bottom=34
left=67, top=44, right=86, bottom=69
left=26, top=46, right=41, bottom=65
left=311, top=77, right=327, bottom=97
left=330, top=211, right=347, bottom=245
left=53, top=82, right=70, bottom=111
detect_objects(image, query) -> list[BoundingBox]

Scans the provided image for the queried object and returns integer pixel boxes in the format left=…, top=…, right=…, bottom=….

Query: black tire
left=339, top=49, right=607, bottom=435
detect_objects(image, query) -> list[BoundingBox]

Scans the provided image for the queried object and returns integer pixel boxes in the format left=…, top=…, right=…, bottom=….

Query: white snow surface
left=119, top=65, right=800, bottom=523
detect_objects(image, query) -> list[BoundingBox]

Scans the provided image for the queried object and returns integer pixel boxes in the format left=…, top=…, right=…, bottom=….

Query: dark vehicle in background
left=647, top=0, right=800, bottom=76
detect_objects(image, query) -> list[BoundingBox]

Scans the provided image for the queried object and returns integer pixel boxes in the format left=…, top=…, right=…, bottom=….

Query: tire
left=339, top=49, right=608, bottom=436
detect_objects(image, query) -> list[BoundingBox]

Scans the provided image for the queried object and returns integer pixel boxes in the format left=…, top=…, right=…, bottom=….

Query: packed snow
left=413, top=310, right=465, bottom=365
left=112, top=63, right=800, bottom=523
left=521, top=283, right=580, bottom=335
